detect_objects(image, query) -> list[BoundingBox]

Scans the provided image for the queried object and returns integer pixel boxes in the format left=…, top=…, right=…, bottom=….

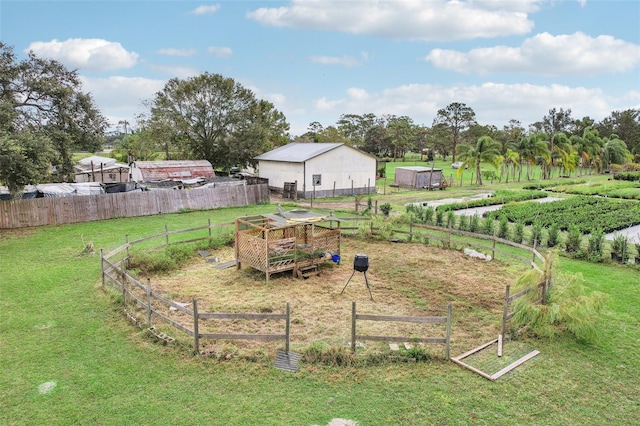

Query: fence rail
left=0, top=183, right=269, bottom=228
left=351, top=301, right=452, bottom=360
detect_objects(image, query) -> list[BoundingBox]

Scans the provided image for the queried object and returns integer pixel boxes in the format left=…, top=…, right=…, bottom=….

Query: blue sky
left=1, top=0, right=639, bottom=137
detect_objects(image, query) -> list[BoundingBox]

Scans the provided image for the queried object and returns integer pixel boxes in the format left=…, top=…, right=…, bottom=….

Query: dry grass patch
left=141, top=238, right=527, bottom=359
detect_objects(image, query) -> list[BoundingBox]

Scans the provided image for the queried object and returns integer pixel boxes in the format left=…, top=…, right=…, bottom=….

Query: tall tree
left=432, top=102, right=477, bottom=163
left=336, top=113, right=377, bottom=148
left=147, top=73, right=289, bottom=170
left=455, top=135, right=502, bottom=186
left=600, top=134, right=631, bottom=172
left=0, top=42, right=106, bottom=185
left=598, top=109, right=640, bottom=160
left=0, top=131, right=56, bottom=196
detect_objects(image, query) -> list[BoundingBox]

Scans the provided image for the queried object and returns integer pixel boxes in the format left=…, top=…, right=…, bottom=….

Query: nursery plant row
left=483, top=196, right=640, bottom=234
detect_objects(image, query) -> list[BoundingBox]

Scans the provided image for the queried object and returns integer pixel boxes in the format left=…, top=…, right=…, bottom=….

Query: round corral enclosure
left=136, top=237, right=528, bottom=358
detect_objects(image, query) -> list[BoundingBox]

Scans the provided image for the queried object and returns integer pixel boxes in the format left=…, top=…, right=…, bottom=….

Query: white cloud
left=310, top=81, right=636, bottom=128
left=426, top=32, right=640, bottom=75
left=208, top=46, right=233, bottom=57
left=247, top=0, right=535, bottom=41
left=146, top=64, right=202, bottom=79
left=309, top=54, right=362, bottom=67
left=80, top=76, right=166, bottom=127
left=190, top=4, right=220, bottom=15
left=157, top=48, right=197, bottom=57
left=25, top=38, right=138, bottom=71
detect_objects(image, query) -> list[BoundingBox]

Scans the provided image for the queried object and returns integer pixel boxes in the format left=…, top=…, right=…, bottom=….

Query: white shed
left=255, top=143, right=377, bottom=198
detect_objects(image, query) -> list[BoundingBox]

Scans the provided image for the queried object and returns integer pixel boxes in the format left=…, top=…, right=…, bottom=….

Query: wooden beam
left=490, top=350, right=540, bottom=380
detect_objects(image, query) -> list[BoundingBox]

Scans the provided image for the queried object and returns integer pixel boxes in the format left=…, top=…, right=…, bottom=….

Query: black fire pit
left=341, top=254, right=373, bottom=300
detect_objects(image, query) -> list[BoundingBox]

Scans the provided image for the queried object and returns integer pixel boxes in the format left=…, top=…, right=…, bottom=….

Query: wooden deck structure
left=235, top=210, right=341, bottom=281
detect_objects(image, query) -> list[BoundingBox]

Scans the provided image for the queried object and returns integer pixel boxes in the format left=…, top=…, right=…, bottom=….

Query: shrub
left=446, top=211, right=456, bottom=228
left=481, top=216, right=494, bottom=235
left=513, top=221, right=524, bottom=244
left=529, top=221, right=543, bottom=246
left=469, top=214, right=480, bottom=233
left=380, top=203, right=392, bottom=216
left=586, top=228, right=604, bottom=262
left=565, top=225, right=582, bottom=254
left=498, top=215, right=510, bottom=240
left=511, top=270, right=608, bottom=342
left=547, top=223, right=559, bottom=248
left=610, top=232, right=629, bottom=263
left=435, top=209, right=444, bottom=227
left=613, top=171, right=640, bottom=181
left=458, top=215, right=468, bottom=231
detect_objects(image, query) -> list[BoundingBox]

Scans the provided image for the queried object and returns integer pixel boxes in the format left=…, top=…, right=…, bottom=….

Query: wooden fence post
left=193, top=298, right=199, bottom=355
left=501, top=285, right=511, bottom=335
left=125, top=235, right=130, bottom=261
left=409, top=222, right=413, bottom=242
left=492, top=229, right=497, bottom=260
left=448, top=222, right=452, bottom=248
left=532, top=240, right=537, bottom=266
left=445, top=302, right=452, bottom=361
left=351, top=301, right=357, bottom=354
left=375, top=200, right=378, bottom=215
left=208, top=218, right=212, bottom=238
left=146, top=278, right=152, bottom=326
left=100, top=248, right=105, bottom=288
left=285, top=302, right=291, bottom=353
left=121, top=263, right=127, bottom=304
left=165, top=224, right=169, bottom=246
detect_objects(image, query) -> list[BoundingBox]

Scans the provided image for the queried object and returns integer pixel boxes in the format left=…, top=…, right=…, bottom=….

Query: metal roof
left=396, top=166, right=442, bottom=172
left=254, top=143, right=345, bottom=162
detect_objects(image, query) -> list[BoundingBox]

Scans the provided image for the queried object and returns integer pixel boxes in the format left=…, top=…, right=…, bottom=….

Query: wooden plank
left=356, top=335, right=447, bottom=344
left=490, top=350, right=540, bottom=380
left=497, top=334, right=503, bottom=357
left=452, top=339, right=498, bottom=361
left=150, top=292, right=193, bottom=314
left=356, top=314, right=447, bottom=323
left=450, top=358, right=495, bottom=381
left=198, top=312, right=287, bottom=320
left=198, top=333, right=285, bottom=341
left=150, top=312, right=194, bottom=336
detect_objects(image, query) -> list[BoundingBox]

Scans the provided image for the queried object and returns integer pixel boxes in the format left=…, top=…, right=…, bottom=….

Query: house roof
left=396, top=166, right=442, bottom=172
left=254, top=143, right=346, bottom=162
left=131, top=160, right=215, bottom=181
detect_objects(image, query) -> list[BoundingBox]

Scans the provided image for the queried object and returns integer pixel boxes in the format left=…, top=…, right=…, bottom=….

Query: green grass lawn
left=1, top=206, right=639, bottom=425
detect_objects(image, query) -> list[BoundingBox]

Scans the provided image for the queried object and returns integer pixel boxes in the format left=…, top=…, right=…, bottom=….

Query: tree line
left=1, top=41, right=639, bottom=196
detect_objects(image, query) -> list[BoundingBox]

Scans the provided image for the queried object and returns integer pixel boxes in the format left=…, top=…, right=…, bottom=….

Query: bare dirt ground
left=144, top=237, right=526, bottom=358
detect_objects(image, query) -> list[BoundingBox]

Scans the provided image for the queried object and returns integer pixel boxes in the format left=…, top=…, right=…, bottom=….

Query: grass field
left=1, top=201, right=639, bottom=425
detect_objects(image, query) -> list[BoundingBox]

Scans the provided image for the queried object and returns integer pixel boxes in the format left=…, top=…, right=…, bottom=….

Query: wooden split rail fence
left=351, top=301, right=452, bottom=360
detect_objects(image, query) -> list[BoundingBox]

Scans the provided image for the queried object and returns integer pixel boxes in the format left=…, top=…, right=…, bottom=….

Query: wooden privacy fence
left=0, top=183, right=269, bottom=229
left=351, top=301, right=452, bottom=360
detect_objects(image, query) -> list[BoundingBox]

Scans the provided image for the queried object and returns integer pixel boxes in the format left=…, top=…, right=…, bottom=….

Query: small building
left=254, top=143, right=377, bottom=198
left=74, top=155, right=130, bottom=183
left=235, top=207, right=341, bottom=281
left=129, top=160, right=215, bottom=182
left=394, top=166, right=445, bottom=190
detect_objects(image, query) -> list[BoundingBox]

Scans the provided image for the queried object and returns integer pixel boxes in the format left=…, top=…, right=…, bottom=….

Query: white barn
left=255, top=143, right=377, bottom=198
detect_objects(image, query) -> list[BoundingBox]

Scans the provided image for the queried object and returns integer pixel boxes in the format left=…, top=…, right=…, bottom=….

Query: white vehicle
left=451, top=162, right=468, bottom=169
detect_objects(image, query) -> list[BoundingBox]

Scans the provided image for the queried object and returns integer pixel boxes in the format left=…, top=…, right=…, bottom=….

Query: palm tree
left=503, top=148, right=520, bottom=183
left=601, top=134, right=631, bottom=172
left=510, top=133, right=550, bottom=181
left=456, top=136, right=502, bottom=185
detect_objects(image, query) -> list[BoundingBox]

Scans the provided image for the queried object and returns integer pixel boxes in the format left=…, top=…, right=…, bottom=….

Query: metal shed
left=129, top=160, right=215, bottom=182
left=394, top=166, right=445, bottom=190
